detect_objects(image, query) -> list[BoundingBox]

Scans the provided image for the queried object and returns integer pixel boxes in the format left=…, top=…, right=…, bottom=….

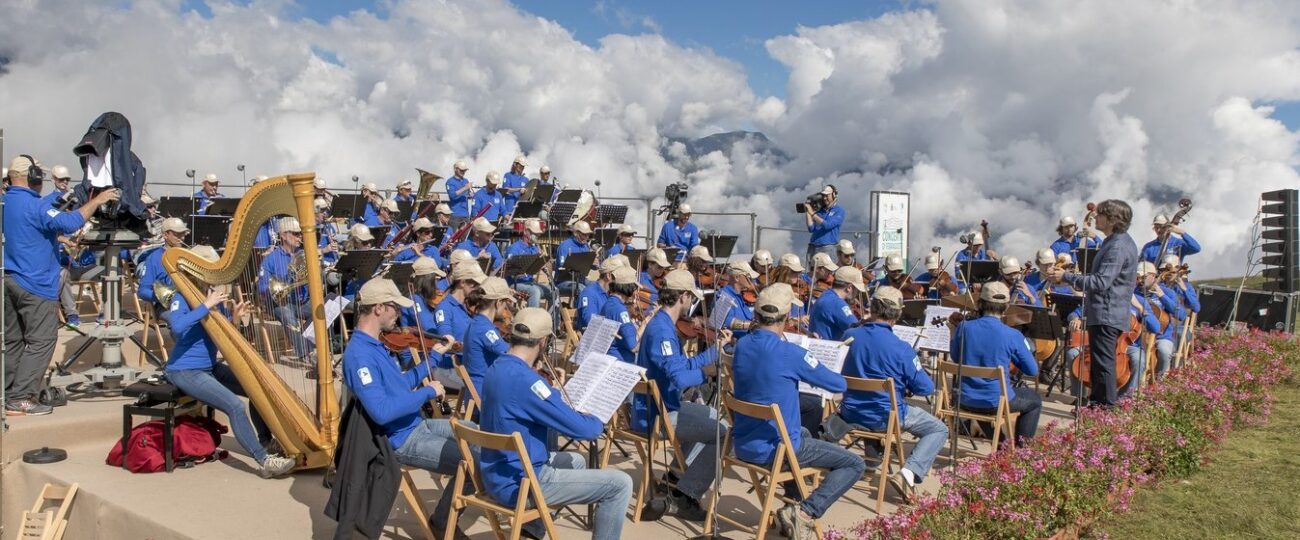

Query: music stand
left=596, top=204, right=628, bottom=225
left=158, top=196, right=196, bottom=218
left=331, top=193, right=366, bottom=221
left=369, top=226, right=393, bottom=245
left=1019, top=306, right=1062, bottom=340
left=333, top=249, right=387, bottom=283
left=531, top=183, right=556, bottom=204
left=427, top=226, right=448, bottom=248
left=700, top=235, right=738, bottom=260
left=203, top=198, right=241, bottom=216
left=397, top=200, right=415, bottom=220
left=622, top=249, right=646, bottom=269
left=548, top=202, right=577, bottom=227
left=1074, top=247, right=1099, bottom=274
left=416, top=201, right=439, bottom=218
left=189, top=216, right=232, bottom=247
left=1049, top=293, right=1083, bottom=321
left=593, top=227, right=621, bottom=249
left=940, top=291, right=978, bottom=311
left=959, top=260, right=1000, bottom=284
left=556, top=251, right=598, bottom=284
left=513, top=201, right=543, bottom=220
left=385, top=263, right=416, bottom=291
left=503, top=254, right=547, bottom=279
left=901, top=299, right=939, bottom=325
left=662, top=248, right=681, bottom=264
left=555, top=189, right=583, bottom=203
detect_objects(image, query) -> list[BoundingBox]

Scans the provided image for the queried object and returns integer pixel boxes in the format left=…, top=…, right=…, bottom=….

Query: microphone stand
left=689, top=295, right=733, bottom=540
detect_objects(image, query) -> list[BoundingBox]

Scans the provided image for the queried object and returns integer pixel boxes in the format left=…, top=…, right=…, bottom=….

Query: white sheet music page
left=304, top=296, right=351, bottom=344
left=710, top=293, right=738, bottom=330
left=783, top=334, right=849, bottom=400
left=571, top=315, right=619, bottom=365
left=918, top=305, right=958, bottom=352
left=891, top=324, right=922, bottom=348
left=562, top=353, right=645, bottom=423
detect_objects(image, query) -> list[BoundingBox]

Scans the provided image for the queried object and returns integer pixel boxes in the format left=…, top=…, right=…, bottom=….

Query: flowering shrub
left=840, top=329, right=1297, bottom=540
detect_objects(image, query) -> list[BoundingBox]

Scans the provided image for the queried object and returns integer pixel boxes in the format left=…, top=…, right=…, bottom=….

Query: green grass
left=1096, top=382, right=1300, bottom=539
left=1193, top=276, right=1269, bottom=289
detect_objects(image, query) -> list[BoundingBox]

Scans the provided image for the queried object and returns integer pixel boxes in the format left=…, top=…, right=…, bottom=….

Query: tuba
left=163, top=173, right=338, bottom=470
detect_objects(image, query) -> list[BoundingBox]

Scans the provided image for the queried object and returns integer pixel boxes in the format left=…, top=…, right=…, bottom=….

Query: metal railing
left=755, top=226, right=877, bottom=256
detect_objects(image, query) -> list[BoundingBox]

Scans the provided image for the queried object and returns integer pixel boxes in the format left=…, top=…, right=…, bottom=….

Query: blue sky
left=183, top=0, right=1300, bottom=131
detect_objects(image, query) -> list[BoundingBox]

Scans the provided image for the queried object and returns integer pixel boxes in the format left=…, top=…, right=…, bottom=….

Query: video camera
left=795, top=192, right=827, bottom=214
left=656, top=182, right=690, bottom=216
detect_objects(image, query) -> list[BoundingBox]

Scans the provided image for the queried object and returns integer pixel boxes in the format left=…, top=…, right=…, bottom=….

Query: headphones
left=19, top=154, right=45, bottom=184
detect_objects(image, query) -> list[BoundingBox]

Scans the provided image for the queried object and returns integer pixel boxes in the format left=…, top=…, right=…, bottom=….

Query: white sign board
left=871, top=191, right=910, bottom=266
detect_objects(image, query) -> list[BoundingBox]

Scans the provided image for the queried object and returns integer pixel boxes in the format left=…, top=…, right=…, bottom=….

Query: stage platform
left=2, top=327, right=1082, bottom=539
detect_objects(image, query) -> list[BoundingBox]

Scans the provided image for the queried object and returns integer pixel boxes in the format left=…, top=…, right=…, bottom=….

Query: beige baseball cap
left=279, top=217, right=302, bottom=234
left=688, top=245, right=713, bottom=262
left=486, top=171, right=501, bottom=185
left=726, top=260, right=760, bottom=279
left=884, top=256, right=903, bottom=272
left=363, top=182, right=378, bottom=192
left=969, top=232, right=985, bottom=245
left=435, top=203, right=452, bottom=215
left=382, top=199, right=400, bottom=213
left=572, top=221, right=593, bottom=235
left=617, top=224, right=635, bottom=235
left=191, top=245, right=220, bottom=262
left=539, top=165, right=551, bottom=174
left=600, top=254, right=629, bottom=273
left=612, top=265, right=639, bottom=285
left=1153, top=214, right=1169, bottom=226
left=397, top=180, right=413, bottom=189
left=820, top=186, right=835, bottom=196
left=646, top=248, right=670, bottom=267
left=752, top=249, right=773, bottom=267
left=779, top=253, right=805, bottom=272
left=314, top=178, right=327, bottom=189
left=50, top=165, right=70, bottom=180
left=524, top=218, right=545, bottom=234
left=141, top=194, right=157, bottom=206
left=1137, top=261, right=1157, bottom=276
left=755, top=283, right=803, bottom=317
left=664, top=269, right=704, bottom=300
left=834, top=266, right=867, bottom=293
left=980, top=281, right=1011, bottom=303
left=358, top=278, right=415, bottom=307
left=349, top=223, right=374, bottom=242
left=453, top=160, right=468, bottom=172
left=873, top=285, right=904, bottom=309
left=1036, top=248, right=1056, bottom=265
left=7, top=155, right=41, bottom=176
left=412, top=256, right=445, bottom=277
left=509, top=307, right=552, bottom=339
left=451, top=262, right=488, bottom=284
left=1160, top=254, right=1180, bottom=269
left=161, top=217, right=189, bottom=234
left=479, top=277, right=514, bottom=300
left=412, top=217, right=434, bottom=231
left=203, top=173, right=218, bottom=183
left=449, top=249, right=475, bottom=269
left=924, top=254, right=940, bottom=270
left=513, top=155, right=527, bottom=166
left=314, top=198, right=330, bottom=211
left=1059, top=216, right=1076, bottom=228
left=837, top=239, right=856, bottom=255
left=812, top=252, right=839, bottom=271
left=999, top=257, right=1022, bottom=275
left=472, top=217, right=497, bottom=234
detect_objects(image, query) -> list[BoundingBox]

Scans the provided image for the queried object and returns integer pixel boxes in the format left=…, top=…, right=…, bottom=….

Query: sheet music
left=571, top=315, right=619, bottom=365
left=710, top=293, right=738, bottom=330
left=891, top=325, right=922, bottom=348
left=563, top=353, right=646, bottom=423
left=917, top=305, right=958, bottom=352
left=304, top=296, right=350, bottom=344
left=784, top=333, right=850, bottom=399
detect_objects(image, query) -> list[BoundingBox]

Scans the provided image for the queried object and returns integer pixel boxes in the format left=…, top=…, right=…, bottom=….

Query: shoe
left=64, top=317, right=80, bottom=330
left=259, top=454, right=296, bottom=478
left=776, top=504, right=797, bottom=538
left=427, top=518, right=470, bottom=540
left=263, top=439, right=285, bottom=458
left=887, top=471, right=915, bottom=505
left=777, top=503, right=812, bottom=540
left=5, top=399, right=54, bottom=416
left=666, top=492, right=708, bottom=522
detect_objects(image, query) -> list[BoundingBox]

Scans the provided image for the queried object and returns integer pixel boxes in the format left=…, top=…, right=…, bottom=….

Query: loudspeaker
left=1196, top=285, right=1298, bottom=333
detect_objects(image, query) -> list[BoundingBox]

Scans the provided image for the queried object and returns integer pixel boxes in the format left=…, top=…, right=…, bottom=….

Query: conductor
left=1044, top=199, right=1138, bottom=407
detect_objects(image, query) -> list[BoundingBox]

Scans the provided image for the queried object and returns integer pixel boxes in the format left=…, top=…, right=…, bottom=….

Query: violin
left=380, top=327, right=461, bottom=354
left=696, top=266, right=718, bottom=288
left=675, top=316, right=718, bottom=342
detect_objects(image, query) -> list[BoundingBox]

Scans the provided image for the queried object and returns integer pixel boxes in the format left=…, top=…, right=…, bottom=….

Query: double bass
left=1070, top=309, right=1139, bottom=390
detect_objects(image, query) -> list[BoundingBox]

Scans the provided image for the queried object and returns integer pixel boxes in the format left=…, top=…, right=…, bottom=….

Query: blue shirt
left=715, top=286, right=754, bottom=340
left=1140, top=233, right=1202, bottom=263
left=638, top=272, right=660, bottom=305
left=342, top=331, right=437, bottom=449
left=480, top=355, right=604, bottom=505
left=319, top=221, right=342, bottom=265
left=807, top=204, right=845, bottom=246
left=501, top=172, right=528, bottom=216
left=599, top=295, right=639, bottom=364
left=556, top=238, right=590, bottom=270
left=634, top=311, right=717, bottom=431
left=1169, top=282, right=1200, bottom=315
left=257, top=246, right=307, bottom=303
left=455, top=238, right=504, bottom=271
left=165, top=299, right=219, bottom=372
left=393, top=242, right=445, bottom=267
left=913, top=271, right=968, bottom=299
left=950, top=315, right=1038, bottom=409
left=955, top=248, right=992, bottom=262
left=2, top=187, right=86, bottom=300
left=1050, top=234, right=1101, bottom=263
left=253, top=220, right=277, bottom=250
left=473, top=188, right=505, bottom=222
left=136, top=245, right=174, bottom=305
left=505, top=240, right=540, bottom=284
left=360, top=200, right=381, bottom=226
left=445, top=175, right=473, bottom=218
left=194, top=190, right=223, bottom=213
left=606, top=242, right=631, bottom=258
left=809, top=291, right=857, bottom=341
left=657, top=221, right=700, bottom=260
left=1139, top=284, right=1186, bottom=340
left=463, top=314, right=509, bottom=397
left=840, top=323, right=933, bottom=430
left=732, top=329, right=845, bottom=463
left=577, top=281, right=607, bottom=329
left=434, top=294, right=473, bottom=369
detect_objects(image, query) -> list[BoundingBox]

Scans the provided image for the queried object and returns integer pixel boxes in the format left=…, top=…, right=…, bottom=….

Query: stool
left=121, top=380, right=208, bottom=473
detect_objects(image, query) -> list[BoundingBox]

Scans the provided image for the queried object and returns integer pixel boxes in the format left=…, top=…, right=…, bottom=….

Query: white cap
left=820, top=186, right=835, bottom=196
left=969, top=232, right=984, bottom=245
left=924, top=254, right=940, bottom=270
left=513, top=155, right=527, bottom=166
left=453, top=160, right=468, bottom=172
left=314, top=198, right=330, bottom=210
left=1153, top=214, right=1169, bottom=226
left=435, top=203, right=452, bottom=215
left=314, top=178, right=327, bottom=189
left=191, top=245, right=219, bottom=262
left=412, top=217, right=434, bottom=231
left=397, top=180, right=413, bottom=189
left=279, top=217, right=302, bottom=233
left=349, top=223, right=374, bottom=242
left=812, top=252, right=838, bottom=271
left=1036, top=248, right=1056, bottom=265
left=363, top=182, right=378, bottom=192
left=677, top=203, right=693, bottom=215
left=539, top=165, right=550, bottom=174
left=884, top=256, right=903, bottom=272
left=836, top=239, right=856, bottom=255
left=1137, top=261, right=1157, bottom=276
left=472, top=217, right=497, bottom=234
left=524, top=218, right=545, bottom=234
left=1160, top=254, right=1181, bottom=269
left=779, top=253, right=805, bottom=272
left=646, top=248, right=670, bottom=267
left=689, top=245, right=713, bottom=262
left=752, top=249, right=773, bottom=267
left=412, top=256, right=446, bottom=277
left=50, top=165, right=70, bottom=180
left=834, top=266, right=867, bottom=293
left=161, top=217, right=189, bottom=234
left=449, top=249, right=475, bottom=269
left=1058, top=216, right=1076, bottom=228
left=572, top=222, right=592, bottom=235
left=381, top=199, right=399, bottom=213
left=203, top=173, right=218, bottom=183
left=485, top=171, right=500, bottom=185
left=617, top=224, right=635, bottom=235
left=999, top=257, right=1022, bottom=275
left=726, top=260, right=760, bottom=279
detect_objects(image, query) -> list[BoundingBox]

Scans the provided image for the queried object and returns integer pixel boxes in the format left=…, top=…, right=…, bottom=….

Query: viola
left=380, top=327, right=460, bottom=354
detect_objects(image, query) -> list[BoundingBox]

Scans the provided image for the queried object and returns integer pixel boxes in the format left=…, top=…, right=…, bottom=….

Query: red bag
left=107, top=416, right=230, bottom=473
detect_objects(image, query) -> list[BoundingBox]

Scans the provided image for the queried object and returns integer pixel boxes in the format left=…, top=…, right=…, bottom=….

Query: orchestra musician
left=479, top=307, right=634, bottom=540
left=433, top=203, right=453, bottom=228
left=56, top=225, right=96, bottom=328
left=578, top=255, right=628, bottom=331
left=731, top=283, right=861, bottom=539
left=163, top=245, right=297, bottom=478
left=556, top=221, right=594, bottom=297
left=715, top=260, right=761, bottom=340
left=601, top=265, right=643, bottom=364
left=434, top=262, right=489, bottom=391
left=257, top=217, right=312, bottom=359
left=538, top=165, right=554, bottom=185
left=834, top=239, right=862, bottom=271
left=253, top=213, right=281, bottom=251
left=141, top=194, right=163, bottom=238
left=685, top=245, right=714, bottom=285
left=341, top=278, right=468, bottom=536
left=955, top=231, right=997, bottom=262
left=453, top=217, right=504, bottom=273
left=805, top=185, right=845, bottom=263
left=392, top=217, right=444, bottom=266
left=1050, top=216, right=1100, bottom=263
left=1141, top=214, right=1201, bottom=263
left=358, top=182, right=383, bottom=226
left=394, top=179, right=415, bottom=206
left=1066, top=274, right=1159, bottom=399
left=949, top=282, right=1042, bottom=442
left=657, top=203, right=700, bottom=262
left=375, top=199, right=402, bottom=247
left=606, top=224, right=636, bottom=258
left=501, top=155, right=529, bottom=217
left=400, top=257, right=448, bottom=333
left=751, top=249, right=775, bottom=281
left=836, top=286, right=947, bottom=503
left=461, top=277, right=518, bottom=399
left=445, top=161, right=474, bottom=228
left=41, top=164, right=72, bottom=205
left=506, top=218, right=555, bottom=309
left=1159, top=255, right=1199, bottom=356
left=343, top=223, right=376, bottom=252
left=809, top=252, right=838, bottom=290
left=315, top=199, right=341, bottom=265
left=313, top=177, right=333, bottom=207
left=1044, top=199, right=1138, bottom=408
left=1023, top=248, right=1055, bottom=290
left=997, top=257, right=1042, bottom=307
left=473, top=171, right=506, bottom=224
left=635, top=269, right=729, bottom=522
left=194, top=173, right=223, bottom=213
left=1137, top=261, right=1186, bottom=380
left=871, top=256, right=906, bottom=290
left=136, top=217, right=190, bottom=327
left=810, top=266, right=867, bottom=342
left=639, top=247, right=671, bottom=305
left=912, top=253, right=965, bottom=299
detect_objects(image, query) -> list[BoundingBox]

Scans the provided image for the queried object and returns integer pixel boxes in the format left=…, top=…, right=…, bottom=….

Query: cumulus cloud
left=2, top=0, right=1300, bottom=278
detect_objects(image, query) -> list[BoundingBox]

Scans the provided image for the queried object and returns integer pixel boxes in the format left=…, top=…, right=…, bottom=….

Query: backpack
left=106, top=416, right=230, bottom=473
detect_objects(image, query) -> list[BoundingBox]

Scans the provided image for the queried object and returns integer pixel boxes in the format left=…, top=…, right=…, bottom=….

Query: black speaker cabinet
left=1196, top=285, right=1297, bottom=333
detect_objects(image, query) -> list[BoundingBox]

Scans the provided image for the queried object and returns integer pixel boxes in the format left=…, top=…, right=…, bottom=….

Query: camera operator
left=657, top=202, right=700, bottom=263
left=804, top=185, right=845, bottom=263
left=4, top=155, right=120, bottom=416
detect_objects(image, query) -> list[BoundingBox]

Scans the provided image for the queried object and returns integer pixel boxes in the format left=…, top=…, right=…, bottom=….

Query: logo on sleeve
left=803, top=352, right=818, bottom=369
left=912, top=355, right=923, bottom=371
left=435, top=310, right=445, bottom=324
left=620, top=312, right=631, bottom=324
left=170, top=300, right=181, bottom=312
left=530, top=380, right=552, bottom=400
left=486, top=330, right=499, bottom=343
left=357, top=367, right=373, bottom=386
left=46, top=208, right=59, bottom=218
left=660, top=340, right=673, bottom=356
left=841, top=306, right=853, bottom=317
left=581, top=297, right=588, bottom=307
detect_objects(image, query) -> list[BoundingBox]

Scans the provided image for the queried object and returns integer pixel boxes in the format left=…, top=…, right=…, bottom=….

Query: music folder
left=662, top=248, right=681, bottom=263
left=189, top=215, right=232, bottom=247
left=158, top=196, right=197, bottom=218
left=513, top=201, right=544, bottom=220
left=901, top=299, right=939, bottom=323
left=556, top=251, right=598, bottom=283
left=622, top=249, right=646, bottom=269
left=1049, top=293, right=1083, bottom=321
left=369, top=226, right=394, bottom=245
left=1018, top=305, right=1062, bottom=340
left=700, top=235, right=738, bottom=260
left=203, top=197, right=241, bottom=216
left=385, top=262, right=416, bottom=291
left=593, top=227, right=621, bottom=248
left=396, top=200, right=415, bottom=220
left=958, top=260, right=1000, bottom=284
left=331, top=193, right=366, bottom=221
left=333, top=249, right=386, bottom=281
left=555, top=189, right=583, bottom=203
left=503, top=254, right=547, bottom=278
left=1074, top=247, right=1099, bottom=274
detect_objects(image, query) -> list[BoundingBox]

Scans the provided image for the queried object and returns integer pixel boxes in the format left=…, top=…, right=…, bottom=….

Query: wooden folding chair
left=134, top=294, right=169, bottom=364
left=452, top=356, right=482, bottom=419
left=397, top=468, right=438, bottom=540
left=559, top=307, right=581, bottom=360
left=934, top=361, right=1020, bottom=454
left=604, top=379, right=689, bottom=522
left=837, top=376, right=908, bottom=513
left=707, top=394, right=824, bottom=540
left=20, top=483, right=78, bottom=540
left=445, top=419, right=563, bottom=540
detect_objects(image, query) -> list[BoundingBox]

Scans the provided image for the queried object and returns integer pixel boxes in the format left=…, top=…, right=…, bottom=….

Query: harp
left=162, top=173, right=338, bottom=469
left=416, top=168, right=443, bottom=201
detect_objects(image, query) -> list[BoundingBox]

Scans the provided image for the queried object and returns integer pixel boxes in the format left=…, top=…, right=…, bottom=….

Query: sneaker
left=777, top=504, right=813, bottom=540
left=887, top=471, right=915, bottom=504
left=5, top=399, right=54, bottom=416
left=259, top=454, right=296, bottom=478
left=666, top=492, right=708, bottom=522
left=262, top=439, right=285, bottom=458
left=427, top=517, right=470, bottom=540
left=64, top=316, right=81, bottom=330
left=776, top=504, right=797, bottom=537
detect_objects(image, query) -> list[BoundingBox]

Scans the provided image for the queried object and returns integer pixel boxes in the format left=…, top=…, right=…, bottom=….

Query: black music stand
left=427, top=226, right=448, bottom=248
left=333, top=249, right=386, bottom=283
left=332, top=193, right=366, bottom=221
left=1018, top=306, right=1060, bottom=339
left=203, top=198, right=241, bottom=216
left=548, top=202, right=577, bottom=227
left=158, top=196, right=197, bottom=218
left=416, top=200, right=439, bottom=218
left=503, top=254, right=547, bottom=279
left=513, top=201, right=543, bottom=220
left=369, top=226, right=394, bottom=245
left=1049, top=293, right=1083, bottom=321
left=1075, top=247, right=1099, bottom=274
left=385, top=263, right=415, bottom=291
left=593, top=227, right=621, bottom=249
left=622, top=249, right=646, bottom=269
left=700, top=235, right=738, bottom=260
left=596, top=204, right=628, bottom=225
left=901, top=299, right=939, bottom=325
left=189, top=216, right=232, bottom=247
left=556, top=251, right=598, bottom=284
left=662, top=248, right=681, bottom=264
left=526, top=183, right=556, bottom=204
left=959, top=260, right=1000, bottom=284
left=555, top=189, right=583, bottom=203
left=397, top=200, right=415, bottom=220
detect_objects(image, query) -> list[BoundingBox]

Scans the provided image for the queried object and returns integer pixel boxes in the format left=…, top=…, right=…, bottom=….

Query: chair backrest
left=843, top=376, right=899, bottom=416
left=723, top=393, right=797, bottom=459
left=452, top=355, right=482, bottom=417
left=936, top=361, right=1010, bottom=409
left=450, top=418, right=540, bottom=497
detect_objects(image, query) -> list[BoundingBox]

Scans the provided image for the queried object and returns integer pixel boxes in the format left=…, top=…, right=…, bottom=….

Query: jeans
left=1118, top=345, right=1145, bottom=398
left=1087, top=325, right=1123, bottom=406
left=534, top=452, right=633, bottom=540
left=899, top=408, right=948, bottom=481
left=964, top=386, right=1042, bottom=442
left=396, top=419, right=475, bottom=530
left=167, top=365, right=271, bottom=462
left=513, top=282, right=555, bottom=309
left=1154, top=339, right=1175, bottom=378
left=769, top=428, right=864, bottom=518
left=798, top=392, right=825, bottom=437
left=668, top=401, right=727, bottom=500
left=3, top=276, right=62, bottom=401
left=271, top=304, right=310, bottom=357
